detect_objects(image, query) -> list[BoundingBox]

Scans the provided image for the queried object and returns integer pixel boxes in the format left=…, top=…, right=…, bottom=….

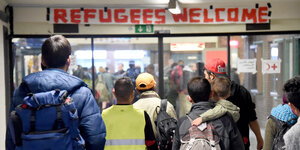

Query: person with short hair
left=172, top=77, right=244, bottom=150
left=203, top=58, right=263, bottom=150
left=191, top=76, right=240, bottom=126
left=283, top=76, right=300, bottom=150
left=6, top=35, right=106, bottom=150
left=134, top=73, right=177, bottom=138
left=102, top=77, right=157, bottom=150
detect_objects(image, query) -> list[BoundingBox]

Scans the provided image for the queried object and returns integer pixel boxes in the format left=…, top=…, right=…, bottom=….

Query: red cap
left=205, top=58, right=226, bottom=74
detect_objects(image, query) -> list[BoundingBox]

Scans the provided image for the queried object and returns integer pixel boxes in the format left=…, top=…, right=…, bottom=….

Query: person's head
left=113, top=77, right=135, bottom=104
left=41, top=35, right=71, bottom=70
left=204, top=58, right=227, bottom=82
left=168, top=59, right=174, bottom=66
left=187, top=77, right=211, bottom=103
left=99, top=66, right=105, bottom=73
left=211, top=76, right=231, bottom=101
left=118, top=63, right=124, bottom=71
left=283, top=76, right=300, bottom=116
left=146, top=64, right=155, bottom=73
left=129, top=60, right=135, bottom=68
left=178, top=60, right=184, bottom=66
left=189, top=63, right=197, bottom=72
left=135, top=73, right=156, bottom=93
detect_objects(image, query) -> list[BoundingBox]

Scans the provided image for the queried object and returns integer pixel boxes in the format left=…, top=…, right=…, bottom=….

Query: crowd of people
left=5, top=35, right=300, bottom=150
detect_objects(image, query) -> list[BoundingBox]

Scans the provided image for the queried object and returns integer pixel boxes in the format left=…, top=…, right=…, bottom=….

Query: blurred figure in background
left=125, top=60, right=140, bottom=102
left=114, top=63, right=126, bottom=79
left=146, top=64, right=158, bottom=93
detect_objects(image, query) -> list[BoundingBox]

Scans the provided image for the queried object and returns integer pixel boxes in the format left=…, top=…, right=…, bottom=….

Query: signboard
left=261, top=59, right=281, bottom=74
left=170, top=43, right=205, bottom=51
left=237, top=58, right=257, bottom=74
left=135, top=24, right=153, bottom=33
left=50, top=6, right=270, bottom=24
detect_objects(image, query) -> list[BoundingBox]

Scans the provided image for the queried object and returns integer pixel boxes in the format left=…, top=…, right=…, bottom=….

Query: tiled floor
left=249, top=94, right=282, bottom=150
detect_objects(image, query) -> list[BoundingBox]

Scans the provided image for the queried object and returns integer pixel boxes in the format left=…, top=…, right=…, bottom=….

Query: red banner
left=50, top=7, right=270, bottom=24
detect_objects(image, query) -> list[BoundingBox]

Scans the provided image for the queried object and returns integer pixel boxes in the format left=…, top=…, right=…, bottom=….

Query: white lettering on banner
left=237, top=59, right=257, bottom=74
left=49, top=6, right=270, bottom=24
left=261, top=59, right=281, bottom=74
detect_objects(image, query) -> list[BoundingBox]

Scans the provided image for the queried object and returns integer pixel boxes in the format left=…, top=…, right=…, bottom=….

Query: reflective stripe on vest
left=105, top=139, right=145, bottom=146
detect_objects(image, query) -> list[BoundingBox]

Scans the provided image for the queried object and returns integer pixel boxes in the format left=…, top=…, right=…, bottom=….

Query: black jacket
left=172, top=101, right=245, bottom=150
left=227, top=81, right=257, bottom=147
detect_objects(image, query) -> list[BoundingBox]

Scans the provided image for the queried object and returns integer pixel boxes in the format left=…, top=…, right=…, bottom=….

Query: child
left=192, top=76, right=240, bottom=126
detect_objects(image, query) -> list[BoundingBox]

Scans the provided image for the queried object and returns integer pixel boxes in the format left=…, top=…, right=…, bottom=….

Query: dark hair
left=187, top=77, right=211, bottom=103
left=211, top=76, right=231, bottom=98
left=204, top=68, right=228, bottom=78
left=283, top=76, right=300, bottom=110
left=42, top=35, right=71, bottom=68
left=114, top=77, right=134, bottom=101
left=137, top=88, right=154, bottom=93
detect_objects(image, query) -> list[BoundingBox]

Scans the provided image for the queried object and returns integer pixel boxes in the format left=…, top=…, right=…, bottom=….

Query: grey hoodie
left=283, top=117, right=300, bottom=150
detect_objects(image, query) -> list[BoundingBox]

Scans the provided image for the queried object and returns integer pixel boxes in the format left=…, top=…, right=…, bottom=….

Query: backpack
left=270, top=115, right=293, bottom=150
left=156, top=99, right=177, bottom=150
left=180, top=115, right=221, bottom=150
left=95, top=74, right=111, bottom=105
left=9, top=89, right=85, bottom=150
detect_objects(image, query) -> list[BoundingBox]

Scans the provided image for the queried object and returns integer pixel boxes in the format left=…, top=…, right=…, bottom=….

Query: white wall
left=0, top=21, right=7, bottom=150
left=0, top=0, right=8, bottom=149
left=12, top=1, right=300, bottom=35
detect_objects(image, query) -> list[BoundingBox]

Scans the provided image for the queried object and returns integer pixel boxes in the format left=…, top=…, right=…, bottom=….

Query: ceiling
left=5, top=0, right=300, bottom=7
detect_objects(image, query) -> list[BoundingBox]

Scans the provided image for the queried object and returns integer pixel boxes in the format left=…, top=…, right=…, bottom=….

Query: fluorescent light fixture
left=168, top=0, right=181, bottom=14
left=75, top=50, right=107, bottom=59
left=230, top=40, right=239, bottom=48
left=170, top=43, right=205, bottom=51
left=114, top=50, right=146, bottom=59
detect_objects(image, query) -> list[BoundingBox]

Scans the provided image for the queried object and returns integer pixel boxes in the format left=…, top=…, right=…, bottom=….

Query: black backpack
left=270, top=115, right=293, bottom=150
left=156, top=99, right=177, bottom=150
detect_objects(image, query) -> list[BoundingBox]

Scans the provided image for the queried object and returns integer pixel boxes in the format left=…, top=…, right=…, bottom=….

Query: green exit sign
left=135, top=25, right=153, bottom=33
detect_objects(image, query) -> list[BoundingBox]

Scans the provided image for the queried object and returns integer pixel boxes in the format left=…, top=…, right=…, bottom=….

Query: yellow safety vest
left=102, top=105, right=146, bottom=150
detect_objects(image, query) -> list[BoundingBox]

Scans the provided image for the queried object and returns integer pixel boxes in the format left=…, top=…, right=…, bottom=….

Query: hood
left=22, top=69, right=87, bottom=93
left=217, top=99, right=240, bottom=111
left=188, top=101, right=214, bottom=119
left=271, top=104, right=298, bottom=125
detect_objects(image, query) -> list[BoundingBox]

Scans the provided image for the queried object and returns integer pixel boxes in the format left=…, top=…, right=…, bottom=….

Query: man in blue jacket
left=6, top=35, right=106, bottom=150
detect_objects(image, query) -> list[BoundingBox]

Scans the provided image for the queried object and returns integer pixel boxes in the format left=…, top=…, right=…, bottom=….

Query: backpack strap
left=29, top=109, right=36, bottom=133
left=52, top=105, right=65, bottom=130
left=160, top=99, right=168, bottom=112
left=186, top=115, right=193, bottom=124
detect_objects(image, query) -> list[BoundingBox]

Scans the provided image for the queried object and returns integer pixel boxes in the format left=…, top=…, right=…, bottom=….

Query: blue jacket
left=6, top=69, right=106, bottom=150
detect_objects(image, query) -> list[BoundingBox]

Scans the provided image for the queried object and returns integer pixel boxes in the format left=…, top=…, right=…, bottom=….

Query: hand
left=192, top=117, right=202, bottom=126
left=257, top=137, right=263, bottom=150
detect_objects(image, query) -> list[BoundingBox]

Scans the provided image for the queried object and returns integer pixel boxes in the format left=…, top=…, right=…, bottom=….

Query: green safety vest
left=102, top=105, right=146, bottom=150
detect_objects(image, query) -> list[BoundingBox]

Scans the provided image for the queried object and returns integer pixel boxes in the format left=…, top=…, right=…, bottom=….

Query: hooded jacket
left=227, top=81, right=257, bottom=147
left=200, top=99, right=240, bottom=123
left=6, top=69, right=106, bottom=150
left=283, top=117, right=300, bottom=150
left=172, top=101, right=245, bottom=150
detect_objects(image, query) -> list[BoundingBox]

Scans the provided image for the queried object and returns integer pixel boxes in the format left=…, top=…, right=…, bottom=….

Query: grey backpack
left=180, top=115, right=221, bottom=150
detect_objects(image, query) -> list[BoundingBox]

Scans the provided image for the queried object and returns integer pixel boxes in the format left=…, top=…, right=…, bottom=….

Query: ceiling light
left=168, top=0, right=181, bottom=14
